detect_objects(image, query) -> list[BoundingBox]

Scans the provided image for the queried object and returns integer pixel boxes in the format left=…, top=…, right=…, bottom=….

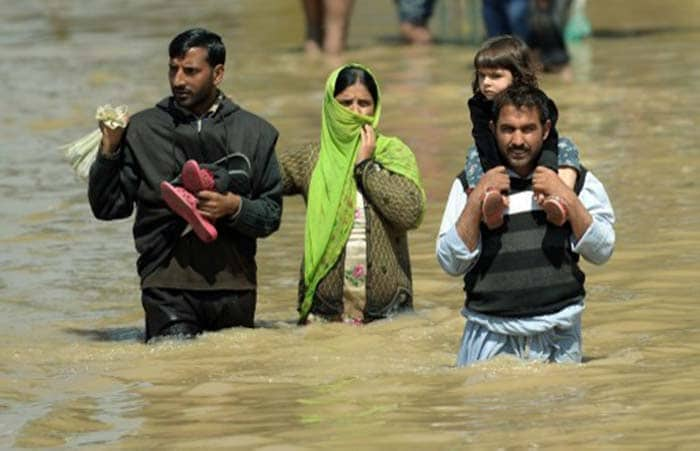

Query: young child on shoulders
left=465, top=34, right=579, bottom=228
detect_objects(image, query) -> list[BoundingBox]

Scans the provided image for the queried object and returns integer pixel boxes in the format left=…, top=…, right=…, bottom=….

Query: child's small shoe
left=160, top=181, right=218, bottom=243
left=181, top=159, right=216, bottom=193
left=481, top=188, right=507, bottom=229
left=542, top=195, right=568, bottom=226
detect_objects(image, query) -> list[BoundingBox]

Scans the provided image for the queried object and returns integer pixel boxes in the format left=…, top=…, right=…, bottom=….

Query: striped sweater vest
left=457, top=168, right=588, bottom=317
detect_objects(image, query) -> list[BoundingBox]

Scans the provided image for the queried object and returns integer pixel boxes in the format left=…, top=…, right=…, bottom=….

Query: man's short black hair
left=169, top=28, right=225, bottom=67
left=493, top=84, right=551, bottom=125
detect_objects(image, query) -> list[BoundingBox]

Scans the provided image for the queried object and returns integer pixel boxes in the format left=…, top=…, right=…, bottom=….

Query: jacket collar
left=156, top=91, right=240, bottom=123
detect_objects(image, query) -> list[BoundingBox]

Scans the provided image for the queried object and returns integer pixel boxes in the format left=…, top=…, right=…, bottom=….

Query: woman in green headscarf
left=278, top=63, right=426, bottom=325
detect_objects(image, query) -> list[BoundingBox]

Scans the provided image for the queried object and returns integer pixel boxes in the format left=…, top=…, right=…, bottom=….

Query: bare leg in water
left=323, top=0, right=355, bottom=55
left=396, top=0, right=435, bottom=45
left=300, top=0, right=355, bottom=55
left=301, top=0, right=324, bottom=54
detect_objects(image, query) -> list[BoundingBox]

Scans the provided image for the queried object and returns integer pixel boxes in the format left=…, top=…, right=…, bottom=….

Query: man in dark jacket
left=88, top=28, right=282, bottom=342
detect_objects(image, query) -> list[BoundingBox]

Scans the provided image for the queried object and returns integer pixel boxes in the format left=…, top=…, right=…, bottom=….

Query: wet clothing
left=296, top=63, right=426, bottom=324
left=88, top=94, right=282, bottom=339
left=467, top=92, right=563, bottom=185
left=279, top=142, right=425, bottom=322
left=462, top=170, right=588, bottom=317
left=89, top=95, right=282, bottom=288
left=456, top=302, right=583, bottom=365
left=482, top=0, right=531, bottom=40
left=342, top=191, right=370, bottom=320
left=482, top=0, right=572, bottom=70
left=142, top=287, right=255, bottom=341
left=529, top=0, right=572, bottom=69
left=436, top=162, right=615, bottom=365
left=395, top=0, right=437, bottom=26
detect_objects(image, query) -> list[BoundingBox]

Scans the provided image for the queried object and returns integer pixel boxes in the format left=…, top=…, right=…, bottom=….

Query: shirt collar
left=507, top=168, right=534, bottom=180
left=171, top=91, right=225, bottom=119
left=204, top=92, right=224, bottom=118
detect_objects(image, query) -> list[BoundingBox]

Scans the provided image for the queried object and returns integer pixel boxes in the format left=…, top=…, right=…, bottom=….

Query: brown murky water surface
left=1, top=0, right=699, bottom=448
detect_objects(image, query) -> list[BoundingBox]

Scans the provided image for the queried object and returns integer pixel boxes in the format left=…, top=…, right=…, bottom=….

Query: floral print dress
left=342, top=191, right=368, bottom=323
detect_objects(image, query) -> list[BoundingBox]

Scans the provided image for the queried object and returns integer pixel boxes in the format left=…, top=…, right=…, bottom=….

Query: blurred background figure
left=481, top=0, right=588, bottom=80
left=301, top=0, right=355, bottom=55
left=396, top=0, right=438, bottom=45
left=528, top=0, right=573, bottom=79
left=563, top=0, right=591, bottom=42
left=481, top=0, right=530, bottom=39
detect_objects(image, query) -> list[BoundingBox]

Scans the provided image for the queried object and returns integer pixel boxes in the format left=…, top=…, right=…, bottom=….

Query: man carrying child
left=436, top=84, right=615, bottom=365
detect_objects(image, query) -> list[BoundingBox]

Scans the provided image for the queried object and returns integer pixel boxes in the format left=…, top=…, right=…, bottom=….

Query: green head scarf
left=301, top=63, right=426, bottom=323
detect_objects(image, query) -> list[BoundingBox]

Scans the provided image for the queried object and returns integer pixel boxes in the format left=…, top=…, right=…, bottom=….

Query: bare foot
left=549, top=63, right=574, bottom=82
left=558, top=64, right=574, bottom=82
left=399, top=22, right=432, bottom=45
left=304, top=39, right=322, bottom=56
left=481, top=189, right=507, bottom=229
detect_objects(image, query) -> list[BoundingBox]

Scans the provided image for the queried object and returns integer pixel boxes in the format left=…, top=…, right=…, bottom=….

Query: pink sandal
left=161, top=181, right=218, bottom=243
left=181, top=159, right=216, bottom=193
left=481, top=188, right=507, bottom=229
left=542, top=195, right=568, bottom=226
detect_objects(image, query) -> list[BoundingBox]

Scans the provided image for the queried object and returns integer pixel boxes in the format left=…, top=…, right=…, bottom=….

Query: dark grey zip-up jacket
left=88, top=95, right=282, bottom=290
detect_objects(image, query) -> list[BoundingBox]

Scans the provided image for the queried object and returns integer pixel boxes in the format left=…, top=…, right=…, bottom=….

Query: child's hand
left=356, top=124, right=376, bottom=163
left=533, top=166, right=571, bottom=202
left=533, top=167, right=577, bottom=205
left=473, top=166, right=510, bottom=200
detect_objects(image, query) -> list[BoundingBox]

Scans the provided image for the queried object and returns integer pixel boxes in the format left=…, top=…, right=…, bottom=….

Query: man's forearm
left=436, top=178, right=483, bottom=276
left=455, top=195, right=482, bottom=252
left=223, top=194, right=282, bottom=238
left=570, top=172, right=616, bottom=265
left=88, top=150, right=135, bottom=220
left=562, top=189, right=592, bottom=241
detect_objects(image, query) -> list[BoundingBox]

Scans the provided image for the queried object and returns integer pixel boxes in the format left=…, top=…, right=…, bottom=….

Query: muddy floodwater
left=1, top=0, right=700, bottom=448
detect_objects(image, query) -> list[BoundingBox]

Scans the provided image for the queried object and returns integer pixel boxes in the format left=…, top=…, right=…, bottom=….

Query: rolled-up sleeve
left=436, top=178, right=481, bottom=276
left=571, top=172, right=616, bottom=265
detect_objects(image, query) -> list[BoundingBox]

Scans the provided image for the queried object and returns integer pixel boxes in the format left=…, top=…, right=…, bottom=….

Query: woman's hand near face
left=357, top=124, right=376, bottom=163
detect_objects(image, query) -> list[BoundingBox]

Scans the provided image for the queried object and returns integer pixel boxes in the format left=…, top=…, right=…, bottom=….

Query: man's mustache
left=507, top=144, right=529, bottom=151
